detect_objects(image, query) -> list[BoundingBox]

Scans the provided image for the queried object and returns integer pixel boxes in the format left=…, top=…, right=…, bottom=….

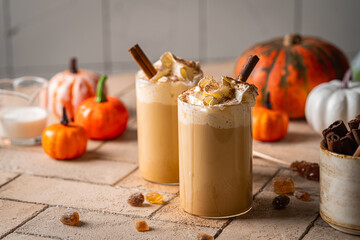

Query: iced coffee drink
left=178, top=76, right=258, bottom=217
left=136, top=52, right=202, bottom=184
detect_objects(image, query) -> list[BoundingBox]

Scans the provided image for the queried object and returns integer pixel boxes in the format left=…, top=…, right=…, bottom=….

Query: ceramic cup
left=320, top=139, right=360, bottom=235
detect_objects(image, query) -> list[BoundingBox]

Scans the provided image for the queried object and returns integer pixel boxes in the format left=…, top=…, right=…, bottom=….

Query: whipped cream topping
left=136, top=52, right=203, bottom=83
left=179, top=76, right=258, bottom=107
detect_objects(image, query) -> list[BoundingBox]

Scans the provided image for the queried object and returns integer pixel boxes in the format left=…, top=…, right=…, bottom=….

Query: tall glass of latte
left=136, top=52, right=202, bottom=184
left=178, top=76, right=258, bottom=217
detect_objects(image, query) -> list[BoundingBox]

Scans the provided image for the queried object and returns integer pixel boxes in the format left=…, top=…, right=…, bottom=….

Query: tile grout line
left=0, top=205, right=49, bottom=239
left=111, top=166, right=139, bottom=187
left=214, top=167, right=282, bottom=239
left=298, top=213, right=320, bottom=240
left=14, top=232, right=63, bottom=240
left=0, top=173, right=21, bottom=189
left=148, top=192, right=179, bottom=219
left=0, top=197, right=218, bottom=230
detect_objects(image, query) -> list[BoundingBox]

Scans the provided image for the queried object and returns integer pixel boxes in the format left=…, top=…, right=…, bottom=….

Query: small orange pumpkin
left=74, top=75, right=129, bottom=140
left=253, top=93, right=289, bottom=142
left=46, top=58, right=101, bottom=120
left=42, top=106, right=87, bottom=160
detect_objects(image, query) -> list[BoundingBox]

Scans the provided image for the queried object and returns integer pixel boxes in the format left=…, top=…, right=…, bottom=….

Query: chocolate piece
left=348, top=119, right=360, bottom=130
left=352, top=129, right=360, bottom=145
left=353, top=145, right=360, bottom=157
left=237, top=55, right=259, bottom=82
left=326, top=132, right=342, bottom=153
left=340, top=135, right=356, bottom=156
left=329, top=120, right=348, bottom=137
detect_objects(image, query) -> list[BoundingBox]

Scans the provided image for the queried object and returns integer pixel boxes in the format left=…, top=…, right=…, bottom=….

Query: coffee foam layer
left=178, top=76, right=258, bottom=107
left=136, top=78, right=198, bottom=105
left=178, top=100, right=252, bottom=129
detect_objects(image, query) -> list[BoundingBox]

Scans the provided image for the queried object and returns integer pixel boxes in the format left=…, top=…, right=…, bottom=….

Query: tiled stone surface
left=0, top=200, right=46, bottom=238
left=0, top=148, right=137, bottom=185
left=0, top=171, right=19, bottom=187
left=217, top=190, right=319, bottom=240
left=151, top=196, right=226, bottom=228
left=3, top=233, right=55, bottom=240
left=254, top=121, right=322, bottom=164
left=118, top=169, right=179, bottom=194
left=303, top=217, right=360, bottom=240
left=17, top=207, right=218, bottom=240
left=0, top=175, right=172, bottom=217
left=253, top=164, right=279, bottom=194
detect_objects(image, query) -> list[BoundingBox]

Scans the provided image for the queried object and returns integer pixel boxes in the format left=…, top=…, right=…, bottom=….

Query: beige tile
left=0, top=171, right=19, bottom=187
left=254, top=120, right=322, bottom=164
left=206, top=0, right=295, bottom=61
left=0, top=148, right=137, bottom=185
left=152, top=196, right=226, bottom=228
left=118, top=169, right=179, bottom=194
left=303, top=217, right=360, bottom=240
left=92, top=126, right=138, bottom=163
left=109, top=0, right=200, bottom=63
left=217, top=190, right=319, bottom=239
left=17, top=207, right=218, bottom=240
left=3, top=233, right=55, bottom=240
left=253, top=164, right=279, bottom=194
left=0, top=175, right=172, bottom=217
left=0, top=199, right=46, bottom=238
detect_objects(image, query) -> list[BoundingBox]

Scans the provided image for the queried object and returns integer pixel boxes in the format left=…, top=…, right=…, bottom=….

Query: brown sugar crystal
left=60, top=211, right=79, bottom=226
left=272, top=177, right=294, bottom=194
left=128, top=193, right=144, bottom=207
left=290, top=160, right=319, bottom=181
left=145, top=192, right=164, bottom=204
left=135, top=219, right=150, bottom=232
left=197, top=233, right=214, bottom=240
left=294, top=190, right=310, bottom=201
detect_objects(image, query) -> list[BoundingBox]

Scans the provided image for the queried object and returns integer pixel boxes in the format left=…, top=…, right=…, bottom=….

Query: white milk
left=0, top=107, right=48, bottom=139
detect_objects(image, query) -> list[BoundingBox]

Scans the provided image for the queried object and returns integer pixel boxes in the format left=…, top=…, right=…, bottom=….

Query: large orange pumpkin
left=235, top=34, right=349, bottom=119
left=47, top=58, right=101, bottom=120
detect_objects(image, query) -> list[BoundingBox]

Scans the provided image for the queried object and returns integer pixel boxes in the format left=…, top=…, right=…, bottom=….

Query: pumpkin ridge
left=324, top=43, right=349, bottom=78
left=293, top=46, right=309, bottom=94
left=301, top=43, right=331, bottom=78
left=261, top=48, right=282, bottom=105
left=309, top=43, right=338, bottom=78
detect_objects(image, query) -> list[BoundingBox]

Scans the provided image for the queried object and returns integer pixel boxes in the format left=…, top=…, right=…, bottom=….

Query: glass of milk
left=0, top=76, right=48, bottom=146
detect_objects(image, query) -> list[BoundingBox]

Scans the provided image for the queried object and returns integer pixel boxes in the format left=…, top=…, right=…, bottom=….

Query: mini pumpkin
left=46, top=58, right=101, bottom=120
left=235, top=34, right=349, bottom=119
left=253, top=93, right=289, bottom=142
left=42, top=106, right=87, bottom=160
left=305, top=69, right=360, bottom=134
left=74, top=75, right=129, bottom=140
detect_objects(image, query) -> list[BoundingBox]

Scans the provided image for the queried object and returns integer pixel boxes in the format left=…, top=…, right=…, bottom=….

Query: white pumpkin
left=305, top=70, right=360, bottom=134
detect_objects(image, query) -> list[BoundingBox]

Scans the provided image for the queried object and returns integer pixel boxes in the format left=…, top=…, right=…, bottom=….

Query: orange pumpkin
left=42, top=106, right=87, bottom=160
left=235, top=34, right=349, bottom=119
left=46, top=58, right=101, bottom=120
left=74, top=75, right=129, bottom=140
left=253, top=93, right=289, bottom=142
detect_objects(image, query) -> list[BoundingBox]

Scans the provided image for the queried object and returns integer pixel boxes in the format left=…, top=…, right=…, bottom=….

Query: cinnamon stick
left=237, top=55, right=259, bottom=82
left=353, top=145, right=360, bottom=157
left=340, top=135, right=356, bottom=156
left=70, top=57, right=77, bottom=74
left=352, top=129, right=360, bottom=145
left=128, top=44, right=157, bottom=79
left=326, top=132, right=342, bottom=154
left=348, top=119, right=360, bottom=130
left=322, top=120, right=348, bottom=139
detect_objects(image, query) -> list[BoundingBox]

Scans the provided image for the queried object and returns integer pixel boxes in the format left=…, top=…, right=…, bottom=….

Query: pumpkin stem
left=96, top=75, right=107, bottom=103
left=341, top=69, right=352, bottom=89
left=283, top=34, right=302, bottom=46
left=264, top=92, right=272, bottom=109
left=70, top=57, right=78, bottom=74
left=60, top=106, right=69, bottom=126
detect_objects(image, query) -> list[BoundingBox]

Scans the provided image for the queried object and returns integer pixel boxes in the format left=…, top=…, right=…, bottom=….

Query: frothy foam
left=178, top=76, right=258, bottom=107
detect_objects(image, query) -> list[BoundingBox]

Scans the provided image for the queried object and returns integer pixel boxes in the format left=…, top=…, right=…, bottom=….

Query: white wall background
left=0, top=0, right=359, bottom=79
